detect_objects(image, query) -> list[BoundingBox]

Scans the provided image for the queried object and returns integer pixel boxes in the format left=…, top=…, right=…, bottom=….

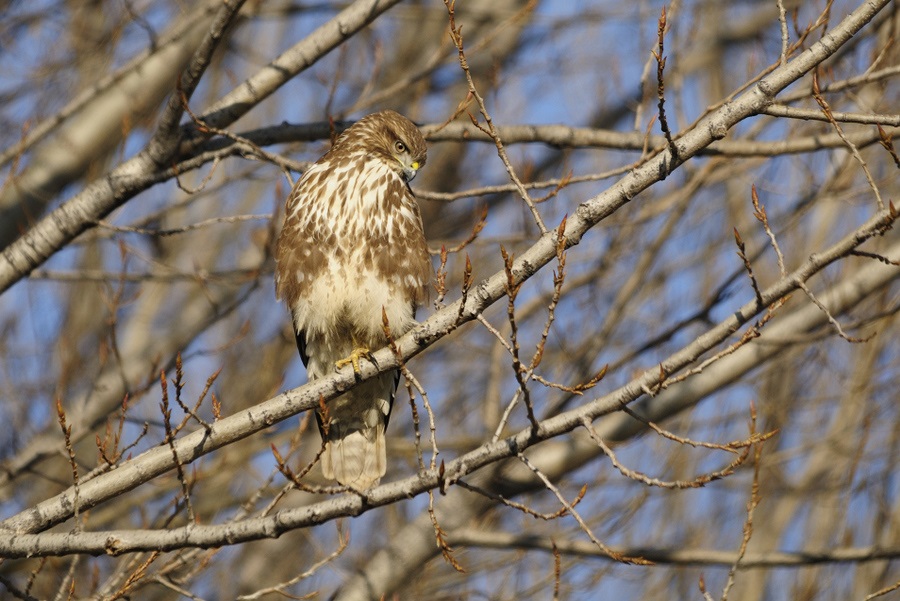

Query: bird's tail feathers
left=321, top=423, right=386, bottom=490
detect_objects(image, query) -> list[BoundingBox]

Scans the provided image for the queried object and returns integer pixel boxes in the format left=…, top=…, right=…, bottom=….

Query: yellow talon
left=335, top=347, right=375, bottom=375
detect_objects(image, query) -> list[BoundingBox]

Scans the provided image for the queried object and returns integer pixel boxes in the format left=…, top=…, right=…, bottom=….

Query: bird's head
left=376, top=111, right=427, bottom=183
left=390, top=137, right=424, bottom=183
left=337, top=110, right=427, bottom=183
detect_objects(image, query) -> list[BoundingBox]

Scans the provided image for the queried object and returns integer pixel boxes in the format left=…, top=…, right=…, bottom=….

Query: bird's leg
left=335, top=347, right=378, bottom=376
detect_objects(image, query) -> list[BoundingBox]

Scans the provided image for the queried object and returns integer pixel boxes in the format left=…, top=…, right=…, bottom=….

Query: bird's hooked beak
left=400, top=160, right=420, bottom=183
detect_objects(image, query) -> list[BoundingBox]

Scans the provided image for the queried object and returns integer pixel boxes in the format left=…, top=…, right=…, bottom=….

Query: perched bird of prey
left=275, top=110, right=431, bottom=489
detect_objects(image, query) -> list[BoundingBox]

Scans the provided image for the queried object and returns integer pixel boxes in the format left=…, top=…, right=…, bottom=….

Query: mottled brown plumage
left=274, top=110, right=431, bottom=489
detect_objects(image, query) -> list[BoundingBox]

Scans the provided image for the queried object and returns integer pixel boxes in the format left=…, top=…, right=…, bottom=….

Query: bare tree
left=0, top=0, right=897, bottom=599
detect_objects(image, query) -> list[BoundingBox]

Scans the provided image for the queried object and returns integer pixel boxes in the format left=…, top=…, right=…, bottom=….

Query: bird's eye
left=394, top=140, right=406, bottom=153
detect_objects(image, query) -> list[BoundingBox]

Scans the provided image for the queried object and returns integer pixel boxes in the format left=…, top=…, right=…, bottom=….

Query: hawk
left=274, top=110, right=431, bottom=490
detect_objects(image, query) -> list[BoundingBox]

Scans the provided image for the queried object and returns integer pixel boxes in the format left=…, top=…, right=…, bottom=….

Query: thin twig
left=865, top=580, right=900, bottom=601
left=751, top=185, right=787, bottom=277
left=236, top=530, right=348, bottom=600
left=382, top=308, right=440, bottom=471
left=876, top=125, right=900, bottom=168
left=443, top=0, right=548, bottom=233
left=733, top=226, right=765, bottom=310
left=428, top=205, right=488, bottom=254
left=761, top=104, right=899, bottom=126
left=652, top=6, right=680, bottom=169
left=428, top=488, right=466, bottom=572
left=776, top=0, right=790, bottom=66
left=517, top=453, right=651, bottom=565
left=95, top=213, right=270, bottom=237
left=582, top=418, right=767, bottom=489
left=159, top=372, right=196, bottom=523
left=55, top=401, right=81, bottom=529
left=500, top=246, right=541, bottom=437
left=620, top=404, right=771, bottom=453
left=720, top=417, right=764, bottom=601
left=476, top=313, right=515, bottom=355
left=271, top=442, right=345, bottom=496
left=796, top=280, right=873, bottom=343
left=660, top=295, right=790, bottom=389
left=552, top=540, right=562, bottom=601
left=812, top=69, right=885, bottom=210
left=456, top=479, right=585, bottom=521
